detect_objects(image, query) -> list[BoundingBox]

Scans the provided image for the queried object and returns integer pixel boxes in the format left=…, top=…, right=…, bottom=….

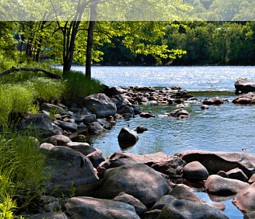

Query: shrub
left=63, top=70, right=105, bottom=104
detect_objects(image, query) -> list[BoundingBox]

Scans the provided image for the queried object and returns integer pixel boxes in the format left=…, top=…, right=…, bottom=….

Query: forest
left=2, top=21, right=255, bottom=70
left=100, top=22, right=255, bottom=66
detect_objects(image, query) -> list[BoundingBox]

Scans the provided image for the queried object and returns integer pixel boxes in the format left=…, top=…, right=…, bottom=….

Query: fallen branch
left=0, top=67, right=62, bottom=79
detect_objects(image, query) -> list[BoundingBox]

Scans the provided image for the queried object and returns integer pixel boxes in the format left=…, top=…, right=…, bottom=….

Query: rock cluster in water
left=15, top=84, right=255, bottom=218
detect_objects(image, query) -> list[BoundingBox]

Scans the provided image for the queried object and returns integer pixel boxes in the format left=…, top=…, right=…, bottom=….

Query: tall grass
left=63, top=70, right=105, bottom=104
left=0, top=131, right=46, bottom=217
left=28, top=78, right=65, bottom=103
left=0, top=85, right=36, bottom=127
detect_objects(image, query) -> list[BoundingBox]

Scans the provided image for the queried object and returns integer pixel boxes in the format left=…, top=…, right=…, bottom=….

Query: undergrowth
left=0, top=131, right=46, bottom=218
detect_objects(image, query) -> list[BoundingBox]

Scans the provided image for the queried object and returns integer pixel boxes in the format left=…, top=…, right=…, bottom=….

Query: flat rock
left=203, top=97, right=224, bottom=105
left=64, top=196, right=139, bottom=219
left=176, top=150, right=255, bottom=178
left=95, top=163, right=169, bottom=205
left=157, top=198, right=228, bottom=219
left=233, top=92, right=255, bottom=104
left=205, top=174, right=249, bottom=195
left=123, top=152, right=173, bottom=165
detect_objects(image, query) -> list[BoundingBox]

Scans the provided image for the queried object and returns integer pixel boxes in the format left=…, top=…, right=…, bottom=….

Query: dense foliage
left=100, top=22, right=255, bottom=65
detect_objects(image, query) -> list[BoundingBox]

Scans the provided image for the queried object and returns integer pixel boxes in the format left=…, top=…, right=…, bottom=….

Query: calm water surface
left=72, top=65, right=255, bottom=91
left=71, top=66, right=254, bottom=218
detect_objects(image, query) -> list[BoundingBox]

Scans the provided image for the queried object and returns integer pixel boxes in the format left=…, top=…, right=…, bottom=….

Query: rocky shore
left=15, top=85, right=255, bottom=218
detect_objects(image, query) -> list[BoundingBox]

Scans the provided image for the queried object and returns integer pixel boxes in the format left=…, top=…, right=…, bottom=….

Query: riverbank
left=13, top=84, right=255, bottom=218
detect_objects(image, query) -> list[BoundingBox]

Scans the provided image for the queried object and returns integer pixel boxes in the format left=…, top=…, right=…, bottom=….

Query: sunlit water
left=70, top=65, right=255, bottom=91
left=69, top=66, right=255, bottom=218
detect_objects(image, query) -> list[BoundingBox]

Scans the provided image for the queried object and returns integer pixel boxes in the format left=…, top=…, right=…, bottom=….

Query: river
left=71, top=65, right=255, bottom=219
left=71, top=66, right=255, bottom=157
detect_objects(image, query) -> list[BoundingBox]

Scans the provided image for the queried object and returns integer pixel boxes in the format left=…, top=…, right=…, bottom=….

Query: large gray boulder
left=235, top=78, right=255, bottom=94
left=84, top=93, right=117, bottom=118
left=205, top=174, right=249, bottom=195
left=16, top=113, right=55, bottom=136
left=64, top=196, right=140, bottom=219
left=176, top=150, right=255, bottom=178
left=183, top=161, right=209, bottom=181
left=96, top=163, right=169, bottom=205
left=112, top=152, right=186, bottom=179
left=43, top=146, right=99, bottom=195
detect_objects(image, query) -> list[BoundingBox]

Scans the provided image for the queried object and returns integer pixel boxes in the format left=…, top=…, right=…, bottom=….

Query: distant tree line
left=99, top=22, right=255, bottom=66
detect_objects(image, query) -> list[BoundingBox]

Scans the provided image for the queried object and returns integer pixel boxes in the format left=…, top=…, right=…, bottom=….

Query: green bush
left=63, top=70, right=105, bottom=104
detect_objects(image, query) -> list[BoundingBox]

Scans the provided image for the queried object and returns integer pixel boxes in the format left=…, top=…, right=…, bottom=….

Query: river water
left=71, top=65, right=255, bottom=218
left=71, top=65, right=255, bottom=156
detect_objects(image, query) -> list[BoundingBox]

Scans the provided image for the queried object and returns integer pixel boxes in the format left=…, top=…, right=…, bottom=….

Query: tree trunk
left=85, top=0, right=99, bottom=78
left=62, top=21, right=80, bottom=78
left=85, top=20, right=95, bottom=78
